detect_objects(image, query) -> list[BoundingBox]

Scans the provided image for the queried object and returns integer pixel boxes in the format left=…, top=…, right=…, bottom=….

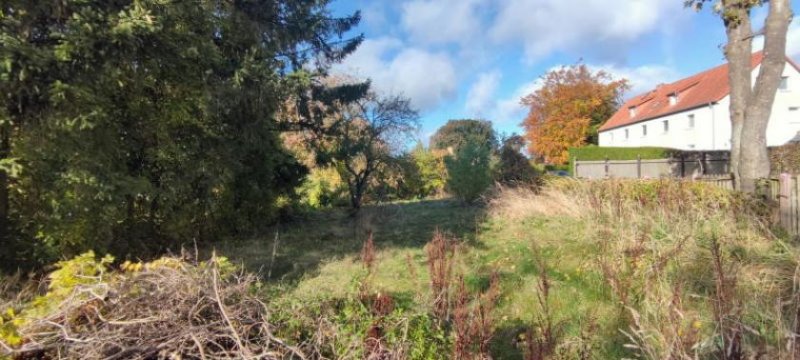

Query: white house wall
left=599, top=62, right=800, bottom=151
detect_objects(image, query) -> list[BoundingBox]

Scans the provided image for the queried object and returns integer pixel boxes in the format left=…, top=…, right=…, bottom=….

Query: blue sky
left=329, top=0, right=800, bottom=142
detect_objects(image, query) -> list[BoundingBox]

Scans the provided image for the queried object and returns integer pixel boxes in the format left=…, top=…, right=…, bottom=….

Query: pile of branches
left=5, top=258, right=305, bottom=360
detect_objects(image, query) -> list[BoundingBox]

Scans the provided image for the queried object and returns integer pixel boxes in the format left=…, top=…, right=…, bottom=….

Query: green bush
left=445, top=141, right=493, bottom=203
left=297, top=167, right=348, bottom=209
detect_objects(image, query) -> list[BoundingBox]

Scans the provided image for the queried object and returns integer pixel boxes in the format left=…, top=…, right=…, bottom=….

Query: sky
left=328, top=0, right=800, bottom=142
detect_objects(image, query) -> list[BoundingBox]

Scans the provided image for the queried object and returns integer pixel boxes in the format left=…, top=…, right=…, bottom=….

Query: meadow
left=3, top=178, right=799, bottom=359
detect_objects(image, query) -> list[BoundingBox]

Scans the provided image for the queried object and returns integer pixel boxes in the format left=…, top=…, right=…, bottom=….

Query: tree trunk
left=740, top=0, right=792, bottom=192
left=0, top=123, right=10, bottom=228
left=724, top=0, right=792, bottom=193
left=723, top=2, right=753, bottom=191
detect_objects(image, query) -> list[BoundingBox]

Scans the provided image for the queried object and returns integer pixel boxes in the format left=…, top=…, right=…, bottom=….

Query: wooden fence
left=773, top=174, right=800, bottom=237
left=696, top=174, right=800, bottom=237
left=574, top=153, right=729, bottom=179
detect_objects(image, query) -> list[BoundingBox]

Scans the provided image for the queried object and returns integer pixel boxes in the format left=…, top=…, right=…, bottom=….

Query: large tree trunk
left=740, top=0, right=792, bottom=193
left=724, top=0, right=792, bottom=193
left=723, top=3, right=752, bottom=191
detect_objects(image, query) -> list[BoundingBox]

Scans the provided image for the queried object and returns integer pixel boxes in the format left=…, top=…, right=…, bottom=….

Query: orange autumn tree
left=521, top=64, right=628, bottom=164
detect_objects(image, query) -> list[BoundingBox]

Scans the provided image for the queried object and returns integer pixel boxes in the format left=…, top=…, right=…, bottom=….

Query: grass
left=8, top=180, right=793, bottom=359
left=216, top=198, right=484, bottom=284
left=215, top=179, right=800, bottom=359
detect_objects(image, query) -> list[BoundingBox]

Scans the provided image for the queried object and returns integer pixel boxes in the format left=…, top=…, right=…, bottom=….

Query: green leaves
left=0, top=0, right=363, bottom=269
left=445, top=141, right=493, bottom=204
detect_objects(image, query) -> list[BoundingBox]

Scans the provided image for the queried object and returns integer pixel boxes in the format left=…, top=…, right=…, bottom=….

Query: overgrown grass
left=239, top=179, right=798, bottom=359
left=5, top=179, right=800, bottom=359
left=216, top=198, right=484, bottom=283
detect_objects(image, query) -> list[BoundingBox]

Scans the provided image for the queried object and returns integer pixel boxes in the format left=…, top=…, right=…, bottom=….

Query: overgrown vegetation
left=0, top=0, right=363, bottom=270
left=5, top=179, right=793, bottom=359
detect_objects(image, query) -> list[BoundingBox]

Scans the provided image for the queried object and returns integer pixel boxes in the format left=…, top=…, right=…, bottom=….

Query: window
left=780, top=76, right=789, bottom=91
left=663, top=120, right=669, bottom=133
left=790, top=107, right=799, bottom=112
left=669, top=93, right=677, bottom=106
left=688, top=114, right=695, bottom=129
left=629, top=106, right=637, bottom=117
left=642, top=124, right=647, bottom=136
left=625, top=129, right=629, bottom=139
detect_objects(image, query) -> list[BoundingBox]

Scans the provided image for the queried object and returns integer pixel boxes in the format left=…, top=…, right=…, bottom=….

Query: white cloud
left=486, top=63, right=679, bottom=125
left=490, top=79, right=543, bottom=125
left=333, top=37, right=458, bottom=110
left=465, top=70, right=502, bottom=115
left=400, top=0, right=486, bottom=45
left=489, top=0, right=687, bottom=61
left=787, top=19, right=800, bottom=59
left=593, top=64, right=681, bottom=98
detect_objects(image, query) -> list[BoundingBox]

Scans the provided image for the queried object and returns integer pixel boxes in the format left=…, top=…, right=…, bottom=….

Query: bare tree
left=687, top=0, right=793, bottom=192
left=328, top=93, right=419, bottom=209
left=284, top=81, right=419, bottom=210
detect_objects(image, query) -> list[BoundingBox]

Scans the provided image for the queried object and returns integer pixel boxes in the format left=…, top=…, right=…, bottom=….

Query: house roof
left=599, top=52, right=800, bottom=132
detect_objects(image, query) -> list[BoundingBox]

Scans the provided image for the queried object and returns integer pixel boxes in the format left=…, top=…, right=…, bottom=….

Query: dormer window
left=668, top=92, right=678, bottom=106
left=629, top=106, right=637, bottom=117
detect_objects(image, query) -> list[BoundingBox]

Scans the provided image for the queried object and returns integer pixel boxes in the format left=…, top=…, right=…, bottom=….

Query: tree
left=445, top=140, right=493, bottom=203
left=686, top=0, right=793, bottom=192
left=431, top=119, right=498, bottom=153
left=306, top=91, right=419, bottom=209
left=410, top=143, right=448, bottom=198
left=0, top=1, right=362, bottom=268
left=497, top=134, right=539, bottom=185
left=521, top=64, right=628, bottom=165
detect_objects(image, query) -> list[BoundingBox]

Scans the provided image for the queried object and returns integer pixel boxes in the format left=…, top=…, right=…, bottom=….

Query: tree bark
left=740, top=0, right=792, bottom=193
left=0, top=123, right=9, bottom=228
left=724, top=0, right=792, bottom=193
left=723, top=1, right=753, bottom=191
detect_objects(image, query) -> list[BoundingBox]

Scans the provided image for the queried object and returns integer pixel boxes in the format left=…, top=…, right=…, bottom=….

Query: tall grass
left=489, top=178, right=798, bottom=359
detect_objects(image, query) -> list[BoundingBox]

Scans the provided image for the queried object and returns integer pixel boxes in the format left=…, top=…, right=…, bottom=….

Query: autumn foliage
left=521, top=64, right=628, bottom=164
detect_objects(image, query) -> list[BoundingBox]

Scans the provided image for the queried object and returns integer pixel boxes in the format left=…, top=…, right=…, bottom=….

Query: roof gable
left=599, top=52, right=774, bottom=132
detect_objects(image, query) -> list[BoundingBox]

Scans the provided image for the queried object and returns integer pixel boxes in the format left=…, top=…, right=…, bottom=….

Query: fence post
left=780, top=173, right=791, bottom=235
left=702, top=152, right=708, bottom=175
left=680, top=154, right=686, bottom=178
left=636, top=155, right=642, bottom=178
left=604, top=157, right=609, bottom=178
left=573, top=157, right=578, bottom=177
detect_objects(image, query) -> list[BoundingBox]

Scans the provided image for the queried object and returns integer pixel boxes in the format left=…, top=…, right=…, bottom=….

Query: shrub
left=497, top=135, right=539, bottom=185
left=445, top=141, right=493, bottom=203
left=410, top=144, right=448, bottom=198
left=297, top=166, right=348, bottom=209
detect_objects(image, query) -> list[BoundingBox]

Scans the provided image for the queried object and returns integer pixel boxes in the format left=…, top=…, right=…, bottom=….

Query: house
left=598, top=53, right=800, bottom=151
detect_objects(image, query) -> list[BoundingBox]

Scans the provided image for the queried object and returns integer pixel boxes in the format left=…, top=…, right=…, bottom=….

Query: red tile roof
left=599, top=52, right=798, bottom=132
